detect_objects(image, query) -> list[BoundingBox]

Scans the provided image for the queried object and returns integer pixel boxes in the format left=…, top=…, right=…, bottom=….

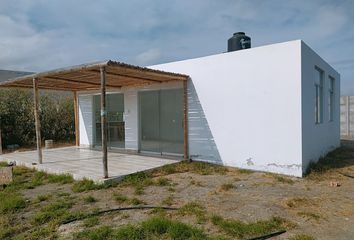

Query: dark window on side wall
left=315, top=66, right=324, bottom=124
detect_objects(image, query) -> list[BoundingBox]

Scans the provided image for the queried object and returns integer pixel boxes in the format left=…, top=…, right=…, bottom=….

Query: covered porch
left=0, top=146, right=178, bottom=182
left=0, top=60, right=189, bottom=181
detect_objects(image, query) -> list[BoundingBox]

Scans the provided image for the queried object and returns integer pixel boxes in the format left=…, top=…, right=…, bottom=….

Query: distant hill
left=0, top=69, right=72, bottom=97
left=0, top=69, right=34, bottom=83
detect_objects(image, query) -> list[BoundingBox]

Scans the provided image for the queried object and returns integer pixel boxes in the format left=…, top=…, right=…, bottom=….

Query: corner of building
left=300, top=39, right=341, bottom=177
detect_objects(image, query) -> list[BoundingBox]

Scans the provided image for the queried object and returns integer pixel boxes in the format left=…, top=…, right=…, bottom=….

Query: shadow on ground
left=306, top=139, right=354, bottom=177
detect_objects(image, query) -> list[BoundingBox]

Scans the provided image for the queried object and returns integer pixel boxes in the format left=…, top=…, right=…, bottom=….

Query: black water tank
left=227, top=32, right=251, bottom=52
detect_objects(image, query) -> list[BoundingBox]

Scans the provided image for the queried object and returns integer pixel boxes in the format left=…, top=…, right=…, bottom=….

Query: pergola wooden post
left=33, top=77, right=43, bottom=164
left=183, top=79, right=189, bottom=161
left=100, top=66, right=108, bottom=178
left=73, top=91, right=80, bottom=146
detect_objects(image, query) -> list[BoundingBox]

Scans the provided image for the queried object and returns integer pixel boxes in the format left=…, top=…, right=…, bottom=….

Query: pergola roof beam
left=4, top=84, right=82, bottom=92
left=88, top=69, right=163, bottom=83
left=44, top=76, right=122, bottom=88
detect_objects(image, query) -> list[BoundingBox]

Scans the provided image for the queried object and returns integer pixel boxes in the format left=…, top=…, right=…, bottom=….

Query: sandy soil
left=19, top=142, right=354, bottom=240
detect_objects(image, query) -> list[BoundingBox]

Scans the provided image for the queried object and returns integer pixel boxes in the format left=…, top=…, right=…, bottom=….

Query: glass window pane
left=93, top=93, right=125, bottom=148
left=139, top=89, right=184, bottom=155
left=160, top=89, right=184, bottom=154
left=107, top=94, right=125, bottom=148
left=139, top=91, right=160, bottom=153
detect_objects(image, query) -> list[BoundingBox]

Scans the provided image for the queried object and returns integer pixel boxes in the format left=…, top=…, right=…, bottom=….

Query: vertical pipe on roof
left=100, top=67, right=108, bottom=178
left=33, top=78, right=43, bottom=164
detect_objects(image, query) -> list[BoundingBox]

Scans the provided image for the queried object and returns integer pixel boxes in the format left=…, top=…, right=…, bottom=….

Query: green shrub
left=0, top=89, right=75, bottom=147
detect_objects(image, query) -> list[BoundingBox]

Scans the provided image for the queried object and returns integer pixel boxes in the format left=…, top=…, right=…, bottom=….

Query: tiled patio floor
left=0, top=147, right=179, bottom=182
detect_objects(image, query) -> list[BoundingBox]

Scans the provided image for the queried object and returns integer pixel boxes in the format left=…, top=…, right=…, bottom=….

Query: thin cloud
left=0, top=0, right=353, bottom=94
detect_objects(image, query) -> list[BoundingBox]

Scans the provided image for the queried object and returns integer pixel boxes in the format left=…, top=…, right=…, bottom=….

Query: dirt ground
left=2, top=141, right=354, bottom=239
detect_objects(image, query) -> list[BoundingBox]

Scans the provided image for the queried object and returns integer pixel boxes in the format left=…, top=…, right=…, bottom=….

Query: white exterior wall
left=151, top=40, right=303, bottom=176
left=124, top=89, right=139, bottom=151
left=78, top=95, right=93, bottom=147
left=301, top=42, right=341, bottom=174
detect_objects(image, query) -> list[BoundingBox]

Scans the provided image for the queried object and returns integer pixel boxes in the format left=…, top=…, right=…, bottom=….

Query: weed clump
left=153, top=161, right=228, bottom=176
left=211, top=215, right=289, bottom=239
left=83, top=195, right=97, bottom=203
left=48, top=173, right=74, bottom=184
left=32, top=200, right=74, bottom=224
left=219, top=183, right=234, bottom=191
left=114, top=193, right=129, bottom=203
left=75, top=217, right=207, bottom=240
left=284, top=198, right=314, bottom=208
left=288, top=234, right=316, bottom=240
left=178, top=202, right=207, bottom=223
left=0, top=192, right=26, bottom=213
left=72, top=178, right=102, bottom=193
left=83, top=216, right=99, bottom=228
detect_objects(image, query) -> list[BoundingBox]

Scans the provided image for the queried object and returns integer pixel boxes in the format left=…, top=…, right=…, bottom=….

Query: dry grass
left=1, top=143, right=353, bottom=240
left=306, top=145, right=354, bottom=180
left=283, top=197, right=315, bottom=208
left=211, top=215, right=292, bottom=239
left=288, top=234, right=316, bottom=240
left=161, top=196, right=174, bottom=206
left=219, top=183, right=235, bottom=191
left=152, top=161, right=229, bottom=176
left=297, top=211, right=322, bottom=222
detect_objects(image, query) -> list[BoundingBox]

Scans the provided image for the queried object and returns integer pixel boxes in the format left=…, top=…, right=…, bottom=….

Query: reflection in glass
left=139, top=89, right=183, bottom=155
left=93, top=94, right=125, bottom=148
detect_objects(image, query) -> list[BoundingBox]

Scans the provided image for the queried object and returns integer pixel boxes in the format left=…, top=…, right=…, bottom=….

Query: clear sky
left=0, top=0, right=353, bottom=94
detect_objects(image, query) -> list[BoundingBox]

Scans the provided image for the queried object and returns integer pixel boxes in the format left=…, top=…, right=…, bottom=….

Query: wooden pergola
left=0, top=60, right=190, bottom=178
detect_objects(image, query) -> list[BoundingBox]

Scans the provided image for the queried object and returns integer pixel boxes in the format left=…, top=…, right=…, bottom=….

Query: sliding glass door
left=139, top=89, right=183, bottom=155
left=93, top=93, right=125, bottom=149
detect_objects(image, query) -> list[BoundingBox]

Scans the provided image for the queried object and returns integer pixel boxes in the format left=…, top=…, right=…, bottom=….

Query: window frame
left=328, top=76, right=335, bottom=122
left=314, top=66, right=324, bottom=124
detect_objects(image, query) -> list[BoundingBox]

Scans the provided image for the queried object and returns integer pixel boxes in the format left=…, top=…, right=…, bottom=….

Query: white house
left=75, top=39, right=340, bottom=177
